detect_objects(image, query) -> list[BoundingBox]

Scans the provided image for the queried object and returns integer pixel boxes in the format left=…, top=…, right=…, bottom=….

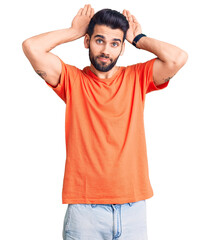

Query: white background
left=1, top=0, right=209, bottom=239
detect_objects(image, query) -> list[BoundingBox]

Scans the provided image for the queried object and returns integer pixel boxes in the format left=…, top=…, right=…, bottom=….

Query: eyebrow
left=94, top=34, right=122, bottom=43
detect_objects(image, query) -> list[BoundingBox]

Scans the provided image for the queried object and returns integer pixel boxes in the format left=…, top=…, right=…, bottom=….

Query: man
left=22, top=4, right=188, bottom=240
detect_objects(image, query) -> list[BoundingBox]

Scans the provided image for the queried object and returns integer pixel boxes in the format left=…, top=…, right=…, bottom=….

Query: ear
left=120, top=42, right=125, bottom=56
left=84, top=34, right=90, bottom=49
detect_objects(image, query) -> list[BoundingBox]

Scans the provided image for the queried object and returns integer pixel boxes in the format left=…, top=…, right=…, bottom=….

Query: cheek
left=90, top=43, right=100, bottom=55
left=90, top=41, right=101, bottom=49
left=112, top=49, right=122, bottom=58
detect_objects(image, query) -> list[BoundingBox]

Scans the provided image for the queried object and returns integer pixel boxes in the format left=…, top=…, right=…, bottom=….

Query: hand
left=123, top=10, right=142, bottom=44
left=71, top=4, right=94, bottom=38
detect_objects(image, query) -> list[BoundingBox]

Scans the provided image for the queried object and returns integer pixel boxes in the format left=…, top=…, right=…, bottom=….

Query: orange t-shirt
left=45, top=56, right=169, bottom=204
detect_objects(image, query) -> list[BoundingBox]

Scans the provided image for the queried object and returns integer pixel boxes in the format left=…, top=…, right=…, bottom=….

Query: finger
left=132, top=15, right=137, bottom=23
left=127, top=11, right=133, bottom=22
left=126, top=10, right=131, bottom=18
left=124, top=10, right=131, bottom=21
left=123, top=10, right=128, bottom=20
left=90, top=8, right=95, bottom=18
left=86, top=4, right=92, bottom=16
left=81, top=4, right=88, bottom=15
left=77, top=8, right=83, bottom=16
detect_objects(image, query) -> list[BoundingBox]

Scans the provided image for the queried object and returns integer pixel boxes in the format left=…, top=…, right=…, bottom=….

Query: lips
left=98, top=57, right=109, bottom=62
left=97, top=55, right=110, bottom=63
left=99, top=58, right=109, bottom=62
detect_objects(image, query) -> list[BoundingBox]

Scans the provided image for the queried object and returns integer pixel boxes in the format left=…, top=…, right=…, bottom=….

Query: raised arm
left=123, top=10, right=188, bottom=86
left=22, top=4, right=94, bottom=87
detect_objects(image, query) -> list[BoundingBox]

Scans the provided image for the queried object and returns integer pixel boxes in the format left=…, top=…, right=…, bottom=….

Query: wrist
left=132, top=33, right=147, bottom=48
left=68, top=27, right=84, bottom=40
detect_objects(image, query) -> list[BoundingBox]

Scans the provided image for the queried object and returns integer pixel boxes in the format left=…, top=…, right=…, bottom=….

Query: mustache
left=97, top=54, right=109, bottom=59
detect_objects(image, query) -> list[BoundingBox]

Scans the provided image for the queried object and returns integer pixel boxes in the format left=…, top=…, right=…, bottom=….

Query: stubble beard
left=88, top=47, right=121, bottom=72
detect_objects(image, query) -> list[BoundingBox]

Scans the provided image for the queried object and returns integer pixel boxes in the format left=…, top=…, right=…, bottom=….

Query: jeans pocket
left=64, top=204, right=72, bottom=232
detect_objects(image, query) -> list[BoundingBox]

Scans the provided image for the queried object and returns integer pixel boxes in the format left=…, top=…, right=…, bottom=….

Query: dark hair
left=87, top=9, right=129, bottom=42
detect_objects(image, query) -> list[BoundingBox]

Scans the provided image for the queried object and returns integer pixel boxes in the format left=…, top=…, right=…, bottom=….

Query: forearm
left=23, top=27, right=80, bottom=53
left=137, top=36, right=187, bottom=64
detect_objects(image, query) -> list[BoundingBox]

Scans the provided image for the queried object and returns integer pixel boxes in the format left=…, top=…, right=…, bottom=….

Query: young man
left=22, top=4, right=188, bottom=240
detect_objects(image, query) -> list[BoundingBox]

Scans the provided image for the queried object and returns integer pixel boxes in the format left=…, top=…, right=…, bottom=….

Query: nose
left=101, top=43, right=110, bottom=56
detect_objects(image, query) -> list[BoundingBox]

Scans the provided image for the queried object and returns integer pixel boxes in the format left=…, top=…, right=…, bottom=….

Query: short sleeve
left=45, top=57, right=77, bottom=103
left=135, top=58, right=170, bottom=96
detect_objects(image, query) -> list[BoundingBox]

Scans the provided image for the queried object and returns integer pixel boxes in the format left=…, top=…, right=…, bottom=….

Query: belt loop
left=91, top=204, right=97, bottom=208
left=128, top=202, right=133, bottom=207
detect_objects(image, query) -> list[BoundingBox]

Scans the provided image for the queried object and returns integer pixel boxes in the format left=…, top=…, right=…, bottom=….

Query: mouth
left=98, top=57, right=109, bottom=63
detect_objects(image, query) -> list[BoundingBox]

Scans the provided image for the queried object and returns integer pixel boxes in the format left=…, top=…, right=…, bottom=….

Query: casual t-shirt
left=45, top=56, right=170, bottom=204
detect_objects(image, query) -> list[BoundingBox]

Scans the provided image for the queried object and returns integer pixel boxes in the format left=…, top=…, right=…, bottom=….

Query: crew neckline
left=83, top=66, right=124, bottom=83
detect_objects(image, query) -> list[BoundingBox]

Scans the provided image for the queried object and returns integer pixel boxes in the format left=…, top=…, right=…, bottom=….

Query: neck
left=89, top=64, right=119, bottom=79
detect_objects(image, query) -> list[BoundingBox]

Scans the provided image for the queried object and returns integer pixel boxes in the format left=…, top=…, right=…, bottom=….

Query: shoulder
left=62, top=62, right=85, bottom=78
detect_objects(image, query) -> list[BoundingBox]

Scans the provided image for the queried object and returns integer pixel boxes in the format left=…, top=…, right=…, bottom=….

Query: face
left=84, top=25, right=125, bottom=72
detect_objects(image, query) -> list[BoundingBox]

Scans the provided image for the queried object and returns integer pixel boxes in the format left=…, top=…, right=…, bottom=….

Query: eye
left=112, top=42, right=119, bottom=47
left=96, top=39, right=103, bottom=44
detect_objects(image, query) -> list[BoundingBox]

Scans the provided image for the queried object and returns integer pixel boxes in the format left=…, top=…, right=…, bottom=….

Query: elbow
left=22, top=38, right=34, bottom=49
left=22, top=38, right=30, bottom=47
left=22, top=39, right=39, bottom=55
left=174, top=50, right=189, bottom=68
left=22, top=40, right=33, bottom=57
left=22, top=40, right=29, bottom=55
left=22, top=39, right=31, bottom=52
left=22, top=40, right=27, bottom=50
left=22, top=39, right=46, bottom=54
left=165, top=50, right=188, bottom=70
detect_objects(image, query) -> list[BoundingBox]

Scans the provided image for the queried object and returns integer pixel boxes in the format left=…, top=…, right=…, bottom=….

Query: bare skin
left=36, top=70, right=47, bottom=79
left=84, top=25, right=125, bottom=79
left=22, top=4, right=188, bottom=87
left=22, top=4, right=95, bottom=86
left=122, top=9, right=188, bottom=86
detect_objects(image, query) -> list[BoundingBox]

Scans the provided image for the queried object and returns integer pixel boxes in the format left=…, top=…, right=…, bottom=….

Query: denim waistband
left=90, top=202, right=133, bottom=208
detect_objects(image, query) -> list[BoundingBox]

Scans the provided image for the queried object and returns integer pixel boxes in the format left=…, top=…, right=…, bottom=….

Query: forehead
left=92, top=24, right=124, bottom=41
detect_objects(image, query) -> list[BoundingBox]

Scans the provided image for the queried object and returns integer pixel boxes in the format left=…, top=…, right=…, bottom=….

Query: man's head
left=84, top=9, right=129, bottom=72
left=87, top=8, right=129, bottom=42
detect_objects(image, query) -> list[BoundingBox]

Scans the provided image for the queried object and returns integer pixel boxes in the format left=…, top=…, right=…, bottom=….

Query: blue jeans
left=63, top=200, right=148, bottom=240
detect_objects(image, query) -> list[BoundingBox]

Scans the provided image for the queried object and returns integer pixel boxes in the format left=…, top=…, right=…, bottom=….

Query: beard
left=88, top=47, right=121, bottom=72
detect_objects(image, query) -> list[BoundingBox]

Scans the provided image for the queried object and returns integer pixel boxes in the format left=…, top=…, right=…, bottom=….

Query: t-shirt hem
left=62, top=192, right=154, bottom=204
